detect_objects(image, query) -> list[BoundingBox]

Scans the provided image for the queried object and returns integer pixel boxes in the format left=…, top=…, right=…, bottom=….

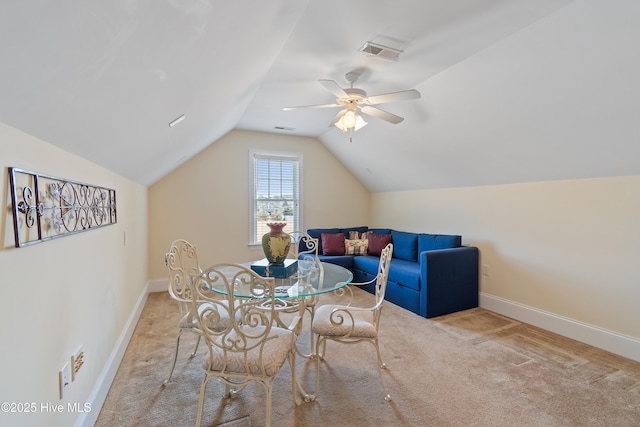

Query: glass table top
left=199, top=261, right=353, bottom=299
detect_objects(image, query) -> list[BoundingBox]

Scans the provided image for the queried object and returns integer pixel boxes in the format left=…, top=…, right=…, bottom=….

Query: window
left=249, top=150, right=302, bottom=245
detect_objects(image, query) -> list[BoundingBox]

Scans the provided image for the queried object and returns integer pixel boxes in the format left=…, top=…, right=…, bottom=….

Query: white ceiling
left=2, top=0, right=640, bottom=192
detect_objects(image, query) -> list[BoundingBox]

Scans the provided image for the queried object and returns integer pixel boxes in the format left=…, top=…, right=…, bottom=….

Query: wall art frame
left=8, top=167, right=117, bottom=248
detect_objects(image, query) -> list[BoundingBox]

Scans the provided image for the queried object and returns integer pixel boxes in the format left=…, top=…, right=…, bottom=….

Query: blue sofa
left=305, top=226, right=479, bottom=318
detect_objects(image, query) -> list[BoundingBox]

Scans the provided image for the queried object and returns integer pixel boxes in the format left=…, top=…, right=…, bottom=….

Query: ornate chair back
left=371, top=242, right=393, bottom=323
left=189, top=263, right=299, bottom=427
left=288, top=231, right=323, bottom=283
left=286, top=231, right=324, bottom=356
left=287, top=231, right=319, bottom=260
left=165, top=239, right=202, bottom=320
left=162, top=239, right=204, bottom=386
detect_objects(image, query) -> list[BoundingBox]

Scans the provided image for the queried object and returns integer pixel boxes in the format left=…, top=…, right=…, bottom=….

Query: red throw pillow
left=367, top=233, right=392, bottom=256
left=321, top=233, right=345, bottom=256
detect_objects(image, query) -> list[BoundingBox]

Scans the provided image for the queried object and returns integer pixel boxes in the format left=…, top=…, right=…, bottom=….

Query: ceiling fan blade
left=365, top=89, right=421, bottom=105
left=282, top=103, right=341, bottom=111
left=318, top=79, right=349, bottom=99
left=360, top=105, right=404, bottom=124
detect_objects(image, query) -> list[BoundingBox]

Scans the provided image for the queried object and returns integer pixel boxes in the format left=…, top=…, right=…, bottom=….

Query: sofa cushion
left=352, top=255, right=380, bottom=274
left=353, top=256, right=420, bottom=292
left=345, top=238, right=368, bottom=255
left=387, top=258, right=421, bottom=291
left=307, top=228, right=340, bottom=254
left=391, top=230, right=418, bottom=262
left=321, top=233, right=345, bottom=256
left=317, top=255, right=354, bottom=270
left=418, top=234, right=462, bottom=253
left=367, top=233, right=392, bottom=256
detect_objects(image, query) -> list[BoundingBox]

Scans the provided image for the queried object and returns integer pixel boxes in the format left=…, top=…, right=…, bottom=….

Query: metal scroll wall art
left=8, top=167, right=117, bottom=248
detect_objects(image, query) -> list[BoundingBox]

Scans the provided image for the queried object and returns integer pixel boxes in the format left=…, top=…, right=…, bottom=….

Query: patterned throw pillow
left=348, top=230, right=369, bottom=240
left=345, top=238, right=368, bottom=256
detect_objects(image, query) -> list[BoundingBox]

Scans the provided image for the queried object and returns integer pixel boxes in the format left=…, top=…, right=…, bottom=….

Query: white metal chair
left=287, top=231, right=323, bottom=355
left=190, top=263, right=301, bottom=427
left=288, top=231, right=319, bottom=260
left=162, top=239, right=205, bottom=387
left=311, top=243, right=394, bottom=401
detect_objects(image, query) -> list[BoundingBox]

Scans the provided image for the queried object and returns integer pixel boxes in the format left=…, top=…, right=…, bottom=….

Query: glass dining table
left=203, top=259, right=353, bottom=331
left=202, top=259, right=353, bottom=403
left=220, top=259, right=354, bottom=299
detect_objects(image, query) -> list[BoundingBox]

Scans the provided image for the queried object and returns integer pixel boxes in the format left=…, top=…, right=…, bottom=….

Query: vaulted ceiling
left=2, top=1, right=639, bottom=192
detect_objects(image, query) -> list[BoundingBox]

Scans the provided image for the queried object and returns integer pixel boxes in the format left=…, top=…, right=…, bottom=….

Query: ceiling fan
left=283, top=71, right=421, bottom=140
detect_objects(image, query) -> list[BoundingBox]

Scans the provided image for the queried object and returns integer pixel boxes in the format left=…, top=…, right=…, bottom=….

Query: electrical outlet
left=482, top=264, right=490, bottom=276
left=71, top=345, right=84, bottom=381
left=59, top=361, right=71, bottom=399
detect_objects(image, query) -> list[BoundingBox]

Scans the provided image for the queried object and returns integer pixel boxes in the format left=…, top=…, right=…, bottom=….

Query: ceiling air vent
left=358, top=41, right=402, bottom=61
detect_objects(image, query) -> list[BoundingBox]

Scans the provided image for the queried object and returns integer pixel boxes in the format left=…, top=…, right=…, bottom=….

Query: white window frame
left=249, top=149, right=303, bottom=246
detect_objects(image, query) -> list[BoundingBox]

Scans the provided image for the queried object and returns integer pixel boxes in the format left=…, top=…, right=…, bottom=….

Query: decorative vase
left=261, top=222, right=291, bottom=264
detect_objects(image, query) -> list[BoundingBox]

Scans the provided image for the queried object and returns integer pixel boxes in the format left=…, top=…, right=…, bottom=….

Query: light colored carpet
left=96, top=289, right=640, bottom=426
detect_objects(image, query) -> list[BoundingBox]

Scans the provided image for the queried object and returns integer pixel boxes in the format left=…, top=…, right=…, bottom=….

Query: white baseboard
left=480, top=292, right=640, bottom=363
left=76, top=279, right=167, bottom=427
left=147, top=278, right=169, bottom=293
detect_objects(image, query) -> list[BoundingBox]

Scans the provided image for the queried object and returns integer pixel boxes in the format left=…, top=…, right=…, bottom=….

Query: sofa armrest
left=419, top=246, right=479, bottom=318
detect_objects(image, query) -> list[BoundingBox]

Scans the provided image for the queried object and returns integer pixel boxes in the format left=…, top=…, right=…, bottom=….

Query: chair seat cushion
left=204, top=325, right=294, bottom=377
left=181, top=301, right=235, bottom=332
left=312, top=304, right=377, bottom=338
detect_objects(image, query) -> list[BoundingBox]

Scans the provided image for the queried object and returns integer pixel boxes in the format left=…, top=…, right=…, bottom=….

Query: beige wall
left=0, top=122, right=148, bottom=426
left=148, top=129, right=370, bottom=280
left=371, top=176, right=640, bottom=340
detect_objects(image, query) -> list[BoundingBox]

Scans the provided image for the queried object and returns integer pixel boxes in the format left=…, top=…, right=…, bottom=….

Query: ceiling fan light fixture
left=335, top=110, right=367, bottom=132
left=354, top=114, right=368, bottom=131
left=334, top=117, right=348, bottom=132
left=343, top=110, right=357, bottom=128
